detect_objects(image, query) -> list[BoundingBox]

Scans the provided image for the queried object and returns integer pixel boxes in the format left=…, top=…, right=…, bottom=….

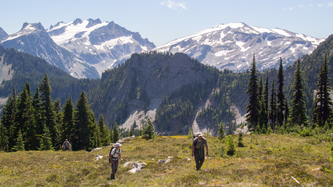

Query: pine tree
left=40, top=124, right=54, bottom=151
left=258, top=75, right=263, bottom=101
left=276, top=58, right=285, bottom=127
left=13, top=130, right=25, bottom=151
left=269, top=80, right=277, bottom=131
left=61, top=96, right=75, bottom=143
left=109, top=126, right=113, bottom=143
left=113, top=123, right=120, bottom=143
left=32, top=87, right=44, bottom=138
left=246, top=55, right=260, bottom=130
left=218, top=121, right=225, bottom=139
left=187, top=127, right=193, bottom=139
left=264, top=72, right=269, bottom=111
left=73, top=91, right=98, bottom=151
left=313, top=55, right=332, bottom=127
left=129, top=125, right=134, bottom=137
left=1, top=88, right=18, bottom=151
left=284, top=99, right=289, bottom=126
left=142, top=119, right=155, bottom=140
left=226, top=135, right=236, bottom=156
left=98, top=114, right=110, bottom=146
left=0, top=122, right=9, bottom=151
left=290, top=59, right=307, bottom=126
left=40, top=74, right=60, bottom=149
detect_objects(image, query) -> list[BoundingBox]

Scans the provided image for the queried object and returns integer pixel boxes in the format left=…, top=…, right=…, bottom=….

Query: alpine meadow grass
left=0, top=134, right=332, bottom=186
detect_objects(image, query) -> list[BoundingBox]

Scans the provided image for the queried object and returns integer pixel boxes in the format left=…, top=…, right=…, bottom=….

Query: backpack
left=109, top=146, right=116, bottom=163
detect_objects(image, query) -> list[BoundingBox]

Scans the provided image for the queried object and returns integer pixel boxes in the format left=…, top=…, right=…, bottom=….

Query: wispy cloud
left=284, top=2, right=333, bottom=11
left=161, top=0, right=187, bottom=11
left=328, top=2, right=333, bottom=7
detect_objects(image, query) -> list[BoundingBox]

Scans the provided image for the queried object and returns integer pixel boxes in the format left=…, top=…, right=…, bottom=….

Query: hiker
left=62, top=139, right=71, bottom=151
left=192, top=133, right=208, bottom=170
left=110, top=143, right=122, bottom=180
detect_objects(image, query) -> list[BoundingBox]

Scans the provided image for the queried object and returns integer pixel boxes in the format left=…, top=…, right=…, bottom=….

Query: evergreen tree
left=73, top=91, right=98, bottom=151
left=276, top=58, right=285, bottom=127
left=269, top=80, right=277, bottom=131
left=238, top=132, right=244, bottom=147
left=142, top=118, right=155, bottom=140
left=258, top=75, right=263, bottom=101
left=61, top=96, right=75, bottom=143
left=226, top=135, right=236, bottom=156
left=88, top=112, right=100, bottom=150
left=290, top=59, right=307, bottom=126
left=113, top=123, right=120, bottom=143
left=258, top=95, right=268, bottom=133
left=98, top=114, right=110, bottom=146
left=313, top=55, right=332, bottom=127
left=246, top=55, right=260, bottom=130
left=187, top=127, right=193, bottom=139
left=129, top=125, right=134, bottom=137
left=284, top=99, right=289, bottom=126
left=109, top=126, right=114, bottom=143
left=54, top=98, right=63, bottom=132
left=40, top=74, right=60, bottom=149
left=32, top=87, right=44, bottom=139
left=0, top=88, right=17, bottom=151
left=264, top=72, right=269, bottom=111
left=0, top=122, right=9, bottom=151
left=218, top=121, right=225, bottom=139
left=40, top=124, right=54, bottom=151
left=13, top=130, right=24, bottom=151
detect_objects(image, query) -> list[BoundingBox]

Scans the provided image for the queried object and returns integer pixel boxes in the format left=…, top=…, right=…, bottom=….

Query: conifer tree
left=269, top=80, right=277, bottom=130
left=40, top=74, right=60, bottom=149
left=276, top=58, right=285, bottom=127
left=73, top=91, right=98, bottom=151
left=40, top=124, right=54, bottom=151
left=313, top=55, right=332, bottom=127
left=246, top=55, right=260, bottom=130
left=88, top=112, right=100, bottom=150
left=0, top=122, right=9, bottom=151
left=109, top=126, right=114, bottom=143
left=187, top=127, right=193, bottom=139
left=113, top=123, right=120, bottom=143
left=142, top=119, right=155, bottom=140
left=32, top=87, right=44, bottom=137
left=290, top=59, right=307, bottom=126
left=264, top=72, right=269, bottom=111
left=129, top=125, right=134, bottom=137
left=258, top=75, right=263, bottom=101
left=1, top=88, right=18, bottom=151
left=226, top=135, right=236, bottom=156
left=61, top=96, right=75, bottom=143
left=13, top=130, right=24, bottom=151
left=284, top=99, right=289, bottom=126
left=218, top=121, right=225, bottom=139
left=98, top=114, right=110, bottom=146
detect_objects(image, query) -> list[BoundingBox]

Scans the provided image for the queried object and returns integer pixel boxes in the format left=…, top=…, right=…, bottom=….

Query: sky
left=0, top=0, right=332, bottom=46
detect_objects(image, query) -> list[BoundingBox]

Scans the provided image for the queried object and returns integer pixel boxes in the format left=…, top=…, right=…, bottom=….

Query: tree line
left=246, top=54, right=332, bottom=134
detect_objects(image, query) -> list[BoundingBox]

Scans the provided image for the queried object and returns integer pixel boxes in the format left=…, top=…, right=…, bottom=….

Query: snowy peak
left=155, top=22, right=324, bottom=71
left=47, top=18, right=156, bottom=75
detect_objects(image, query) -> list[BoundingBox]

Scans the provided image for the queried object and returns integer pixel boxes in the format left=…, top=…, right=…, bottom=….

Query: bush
left=299, top=128, right=313, bottom=137
left=226, top=135, right=236, bottom=156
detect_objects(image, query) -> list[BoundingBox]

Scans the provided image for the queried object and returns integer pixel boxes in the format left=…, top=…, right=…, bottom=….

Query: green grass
left=0, top=134, right=332, bottom=186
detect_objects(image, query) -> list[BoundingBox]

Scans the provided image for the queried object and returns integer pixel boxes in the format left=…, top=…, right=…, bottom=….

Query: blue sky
left=0, top=0, right=332, bottom=46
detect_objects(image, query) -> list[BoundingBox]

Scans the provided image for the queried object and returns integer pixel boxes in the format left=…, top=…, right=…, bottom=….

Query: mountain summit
left=155, top=22, right=324, bottom=71
left=47, top=18, right=156, bottom=75
left=1, top=22, right=99, bottom=79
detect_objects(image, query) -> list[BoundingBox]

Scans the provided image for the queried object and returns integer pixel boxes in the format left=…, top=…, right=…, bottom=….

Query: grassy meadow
left=0, top=134, right=333, bottom=186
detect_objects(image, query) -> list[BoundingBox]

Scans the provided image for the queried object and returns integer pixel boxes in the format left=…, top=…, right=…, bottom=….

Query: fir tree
left=113, top=123, right=120, bottom=143
left=40, top=74, right=60, bottom=149
left=218, top=121, right=225, bottom=139
left=0, top=122, right=9, bottom=151
left=238, top=132, right=244, bottom=147
left=246, top=55, right=260, bottom=130
left=290, top=59, right=307, bottom=126
left=269, top=80, right=277, bottom=131
left=1, top=88, right=18, bottom=151
left=98, top=114, right=110, bottom=146
left=61, top=96, right=75, bottom=143
left=226, top=135, right=236, bottom=156
left=13, top=129, right=24, bottom=151
left=40, top=124, right=54, bottom=151
left=313, top=55, right=332, bottom=127
left=187, top=127, right=193, bottom=139
left=284, top=99, right=289, bottom=126
left=276, top=58, right=285, bottom=127
left=142, top=119, right=155, bottom=140
left=264, top=72, right=269, bottom=111
left=32, top=87, right=44, bottom=137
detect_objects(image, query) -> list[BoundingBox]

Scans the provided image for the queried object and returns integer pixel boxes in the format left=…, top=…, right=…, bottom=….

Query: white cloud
left=328, top=2, right=333, bottom=7
left=317, top=4, right=323, bottom=7
left=161, top=0, right=187, bottom=11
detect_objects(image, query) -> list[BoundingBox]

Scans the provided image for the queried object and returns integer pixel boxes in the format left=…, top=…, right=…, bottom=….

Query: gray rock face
left=47, top=18, right=156, bottom=76
left=0, top=27, right=8, bottom=42
left=1, top=22, right=99, bottom=79
left=155, top=22, right=324, bottom=71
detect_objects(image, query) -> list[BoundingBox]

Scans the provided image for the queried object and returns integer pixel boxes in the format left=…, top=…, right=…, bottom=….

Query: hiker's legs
left=111, top=160, right=119, bottom=179
left=198, top=156, right=205, bottom=170
left=194, top=152, right=200, bottom=170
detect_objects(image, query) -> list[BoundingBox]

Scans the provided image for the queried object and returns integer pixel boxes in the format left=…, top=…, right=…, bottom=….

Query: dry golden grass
left=0, top=134, right=332, bottom=186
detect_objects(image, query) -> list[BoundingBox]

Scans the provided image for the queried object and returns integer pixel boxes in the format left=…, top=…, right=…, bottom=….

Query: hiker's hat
left=197, top=132, right=203, bottom=137
left=115, top=143, right=121, bottom=147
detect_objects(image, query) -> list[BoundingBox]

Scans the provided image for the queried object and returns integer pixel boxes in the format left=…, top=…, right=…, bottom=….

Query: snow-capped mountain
left=0, top=27, right=8, bottom=41
left=1, top=23, right=99, bottom=79
left=155, top=22, right=324, bottom=71
left=47, top=18, right=156, bottom=75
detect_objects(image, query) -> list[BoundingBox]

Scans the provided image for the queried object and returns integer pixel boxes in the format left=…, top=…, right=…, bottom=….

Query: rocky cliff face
left=0, top=27, right=8, bottom=42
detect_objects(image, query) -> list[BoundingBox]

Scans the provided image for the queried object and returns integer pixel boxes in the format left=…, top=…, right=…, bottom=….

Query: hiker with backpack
left=192, top=133, right=208, bottom=170
left=62, top=139, right=71, bottom=151
left=109, top=143, right=122, bottom=180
